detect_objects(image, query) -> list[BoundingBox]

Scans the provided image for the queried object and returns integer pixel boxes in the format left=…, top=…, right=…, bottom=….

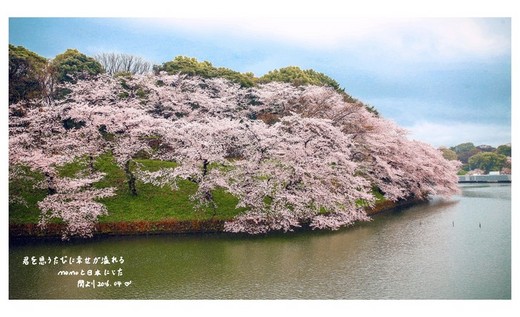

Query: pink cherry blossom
left=9, top=73, right=461, bottom=237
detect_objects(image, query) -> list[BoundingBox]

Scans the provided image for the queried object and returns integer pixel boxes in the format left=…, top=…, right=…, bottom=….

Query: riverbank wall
left=9, top=198, right=424, bottom=239
left=458, top=174, right=511, bottom=183
left=9, top=219, right=226, bottom=238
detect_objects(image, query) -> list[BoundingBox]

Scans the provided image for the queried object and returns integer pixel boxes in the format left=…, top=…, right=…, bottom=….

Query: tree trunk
left=125, top=160, right=137, bottom=196
left=44, top=172, right=57, bottom=195
left=202, top=159, right=209, bottom=176
left=88, top=155, right=95, bottom=174
left=204, top=190, right=217, bottom=218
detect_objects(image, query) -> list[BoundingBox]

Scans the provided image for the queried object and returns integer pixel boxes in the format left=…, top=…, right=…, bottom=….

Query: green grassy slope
left=9, top=153, right=246, bottom=225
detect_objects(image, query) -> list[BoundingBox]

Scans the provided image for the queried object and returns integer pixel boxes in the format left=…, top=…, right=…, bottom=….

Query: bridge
left=458, top=174, right=511, bottom=183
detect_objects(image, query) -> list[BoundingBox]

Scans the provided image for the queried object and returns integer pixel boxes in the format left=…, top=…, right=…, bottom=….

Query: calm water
left=9, top=183, right=511, bottom=299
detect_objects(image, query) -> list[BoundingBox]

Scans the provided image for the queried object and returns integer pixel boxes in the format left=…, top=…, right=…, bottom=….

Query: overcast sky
left=2, top=2, right=517, bottom=315
left=8, top=16, right=511, bottom=148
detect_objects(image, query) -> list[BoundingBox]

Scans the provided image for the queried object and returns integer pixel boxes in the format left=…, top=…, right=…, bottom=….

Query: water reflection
left=10, top=184, right=511, bottom=299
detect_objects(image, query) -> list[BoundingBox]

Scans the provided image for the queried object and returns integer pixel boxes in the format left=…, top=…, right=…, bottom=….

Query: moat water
left=9, top=183, right=511, bottom=299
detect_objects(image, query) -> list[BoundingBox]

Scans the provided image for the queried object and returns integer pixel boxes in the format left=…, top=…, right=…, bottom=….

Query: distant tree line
left=440, top=142, right=511, bottom=174
left=9, top=45, right=377, bottom=114
left=9, top=45, right=104, bottom=103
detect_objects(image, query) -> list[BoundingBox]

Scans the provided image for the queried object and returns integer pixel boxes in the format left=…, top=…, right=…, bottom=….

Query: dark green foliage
left=155, top=56, right=255, bottom=87
left=155, top=79, right=165, bottom=87
left=119, top=78, right=131, bottom=90
left=450, top=142, right=479, bottom=164
left=259, top=66, right=341, bottom=88
left=62, top=118, right=86, bottom=130
left=117, top=75, right=150, bottom=101
left=363, top=104, right=379, bottom=116
left=156, top=56, right=380, bottom=115
left=496, top=144, right=511, bottom=157
left=53, top=87, right=73, bottom=100
left=9, top=45, right=379, bottom=115
left=8, top=45, right=48, bottom=104
left=259, top=66, right=378, bottom=115
left=52, top=49, right=104, bottom=83
left=449, top=142, right=511, bottom=173
left=468, top=152, right=508, bottom=173
left=9, top=46, right=104, bottom=103
left=136, top=88, right=148, bottom=99
left=451, top=142, right=476, bottom=154
left=440, top=147, right=458, bottom=161
left=156, top=56, right=212, bottom=76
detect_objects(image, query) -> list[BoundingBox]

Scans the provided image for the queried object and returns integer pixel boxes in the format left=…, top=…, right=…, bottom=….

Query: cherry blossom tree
left=253, top=82, right=461, bottom=201
left=221, top=114, right=374, bottom=233
left=9, top=101, right=106, bottom=194
left=136, top=118, right=241, bottom=212
left=9, top=72, right=461, bottom=237
left=57, top=76, right=175, bottom=196
left=37, top=173, right=115, bottom=239
left=137, top=114, right=375, bottom=233
left=9, top=102, right=115, bottom=238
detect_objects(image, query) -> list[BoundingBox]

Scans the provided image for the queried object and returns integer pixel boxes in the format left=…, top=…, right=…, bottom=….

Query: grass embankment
left=9, top=153, right=245, bottom=236
left=10, top=153, right=403, bottom=237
